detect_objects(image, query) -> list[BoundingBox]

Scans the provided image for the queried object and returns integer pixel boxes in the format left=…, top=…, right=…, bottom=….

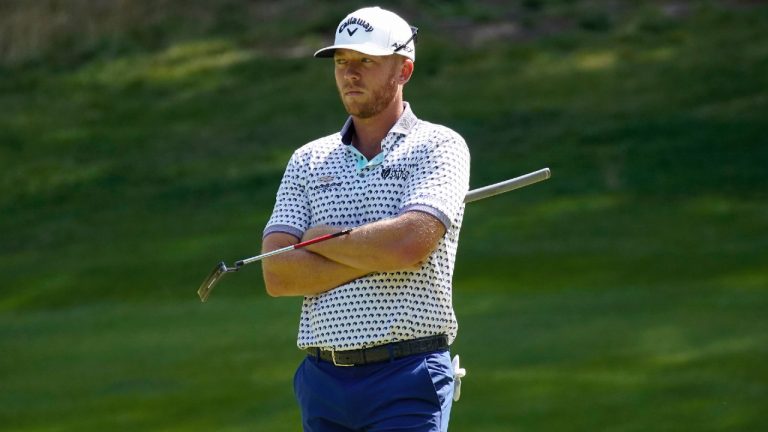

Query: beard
left=339, top=73, right=400, bottom=119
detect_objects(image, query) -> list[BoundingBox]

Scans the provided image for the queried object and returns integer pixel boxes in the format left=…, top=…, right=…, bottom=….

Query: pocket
left=418, top=352, right=455, bottom=407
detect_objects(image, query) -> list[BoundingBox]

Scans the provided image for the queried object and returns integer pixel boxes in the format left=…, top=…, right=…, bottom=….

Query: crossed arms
left=261, top=211, right=445, bottom=297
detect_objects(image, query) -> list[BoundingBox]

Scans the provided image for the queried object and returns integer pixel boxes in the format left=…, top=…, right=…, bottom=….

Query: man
left=261, top=6, right=470, bottom=432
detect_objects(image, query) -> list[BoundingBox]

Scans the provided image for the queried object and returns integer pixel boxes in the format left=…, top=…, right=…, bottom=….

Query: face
left=334, top=49, right=405, bottom=119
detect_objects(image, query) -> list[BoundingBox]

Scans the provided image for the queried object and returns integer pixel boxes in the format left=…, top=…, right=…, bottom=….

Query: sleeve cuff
left=263, top=224, right=304, bottom=240
left=398, top=204, right=452, bottom=231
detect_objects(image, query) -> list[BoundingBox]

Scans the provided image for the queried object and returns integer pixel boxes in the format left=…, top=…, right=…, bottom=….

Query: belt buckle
left=331, top=349, right=355, bottom=367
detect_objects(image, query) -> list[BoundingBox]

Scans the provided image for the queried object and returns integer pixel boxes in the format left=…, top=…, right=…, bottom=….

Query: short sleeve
left=263, top=151, right=311, bottom=239
left=399, top=129, right=470, bottom=229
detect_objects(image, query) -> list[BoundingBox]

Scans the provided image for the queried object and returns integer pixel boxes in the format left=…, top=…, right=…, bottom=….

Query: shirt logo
left=312, top=175, right=341, bottom=192
left=381, top=167, right=410, bottom=181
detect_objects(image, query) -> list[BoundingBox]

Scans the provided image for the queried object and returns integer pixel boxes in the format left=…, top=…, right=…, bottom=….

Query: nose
left=344, top=63, right=361, bottom=81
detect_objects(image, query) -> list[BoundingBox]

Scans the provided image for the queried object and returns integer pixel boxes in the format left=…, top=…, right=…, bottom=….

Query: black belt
left=304, top=335, right=449, bottom=367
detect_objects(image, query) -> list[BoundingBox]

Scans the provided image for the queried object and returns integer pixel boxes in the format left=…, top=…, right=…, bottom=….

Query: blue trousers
left=294, top=350, right=454, bottom=431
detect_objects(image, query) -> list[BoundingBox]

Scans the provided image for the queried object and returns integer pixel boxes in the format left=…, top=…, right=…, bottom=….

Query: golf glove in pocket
left=452, top=354, right=467, bottom=401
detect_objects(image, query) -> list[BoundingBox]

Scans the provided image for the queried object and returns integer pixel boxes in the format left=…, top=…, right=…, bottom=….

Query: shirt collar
left=390, top=102, right=418, bottom=136
left=339, top=102, right=419, bottom=147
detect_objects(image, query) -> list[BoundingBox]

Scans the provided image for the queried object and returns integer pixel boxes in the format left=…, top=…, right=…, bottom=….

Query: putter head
left=197, top=261, right=233, bottom=302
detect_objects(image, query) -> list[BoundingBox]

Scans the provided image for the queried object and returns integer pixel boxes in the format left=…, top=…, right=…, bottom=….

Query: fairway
left=2, top=285, right=765, bottom=431
left=2, top=1, right=767, bottom=431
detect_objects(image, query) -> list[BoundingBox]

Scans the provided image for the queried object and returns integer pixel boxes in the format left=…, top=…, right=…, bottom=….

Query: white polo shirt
left=264, top=103, right=470, bottom=350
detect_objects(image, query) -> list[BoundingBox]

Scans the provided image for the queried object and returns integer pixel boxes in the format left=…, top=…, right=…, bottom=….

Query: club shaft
left=236, top=229, right=353, bottom=266
left=237, top=244, right=295, bottom=266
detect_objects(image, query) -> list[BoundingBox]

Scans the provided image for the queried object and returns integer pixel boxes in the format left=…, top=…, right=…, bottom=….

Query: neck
left=351, top=97, right=404, bottom=159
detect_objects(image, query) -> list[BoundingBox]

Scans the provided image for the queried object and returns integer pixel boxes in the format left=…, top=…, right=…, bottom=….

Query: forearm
left=304, top=212, right=444, bottom=272
left=261, top=233, right=370, bottom=297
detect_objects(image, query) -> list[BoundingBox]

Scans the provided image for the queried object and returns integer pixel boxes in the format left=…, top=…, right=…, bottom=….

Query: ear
left=398, top=59, right=414, bottom=85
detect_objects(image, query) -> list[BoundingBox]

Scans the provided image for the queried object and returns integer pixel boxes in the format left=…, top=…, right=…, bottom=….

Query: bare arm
left=261, top=232, right=371, bottom=297
left=262, top=211, right=444, bottom=296
left=303, top=211, right=446, bottom=273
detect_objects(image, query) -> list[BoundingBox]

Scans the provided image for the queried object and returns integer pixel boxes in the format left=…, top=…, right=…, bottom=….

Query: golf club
left=197, top=167, right=551, bottom=302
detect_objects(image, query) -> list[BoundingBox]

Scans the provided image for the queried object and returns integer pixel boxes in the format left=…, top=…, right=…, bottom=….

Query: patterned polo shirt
left=264, top=103, right=470, bottom=350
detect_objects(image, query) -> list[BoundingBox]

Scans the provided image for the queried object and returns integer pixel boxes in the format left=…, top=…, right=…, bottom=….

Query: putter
left=197, top=167, right=551, bottom=302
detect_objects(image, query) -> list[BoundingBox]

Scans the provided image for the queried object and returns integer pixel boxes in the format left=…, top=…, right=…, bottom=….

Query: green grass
left=1, top=1, right=767, bottom=430
left=2, top=287, right=765, bottom=431
left=0, top=298, right=304, bottom=431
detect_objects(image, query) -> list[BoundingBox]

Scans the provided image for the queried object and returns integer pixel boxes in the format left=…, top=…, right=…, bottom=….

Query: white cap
left=314, top=7, right=416, bottom=61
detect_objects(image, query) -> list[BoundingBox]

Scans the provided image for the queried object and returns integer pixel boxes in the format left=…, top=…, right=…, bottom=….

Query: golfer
left=261, top=6, right=470, bottom=431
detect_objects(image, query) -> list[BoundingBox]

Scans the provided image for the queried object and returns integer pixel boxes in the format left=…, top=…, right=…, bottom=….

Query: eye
left=361, top=57, right=374, bottom=63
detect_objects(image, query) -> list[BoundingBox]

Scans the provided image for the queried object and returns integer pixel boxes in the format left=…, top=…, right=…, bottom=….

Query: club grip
left=464, top=168, right=550, bottom=203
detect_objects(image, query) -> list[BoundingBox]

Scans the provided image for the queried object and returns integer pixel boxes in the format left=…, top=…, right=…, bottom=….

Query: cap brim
left=314, top=43, right=396, bottom=58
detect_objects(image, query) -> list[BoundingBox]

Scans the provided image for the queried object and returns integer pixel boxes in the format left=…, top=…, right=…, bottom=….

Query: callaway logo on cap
left=314, top=7, right=417, bottom=61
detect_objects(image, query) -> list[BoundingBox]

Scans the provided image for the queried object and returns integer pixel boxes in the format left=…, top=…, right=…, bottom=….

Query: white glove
left=452, top=354, right=467, bottom=402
